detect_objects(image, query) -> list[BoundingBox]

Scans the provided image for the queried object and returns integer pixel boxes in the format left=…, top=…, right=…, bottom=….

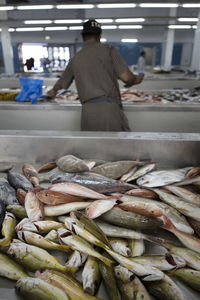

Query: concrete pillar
left=191, top=10, right=200, bottom=71
left=162, top=8, right=176, bottom=71
left=1, top=25, right=14, bottom=74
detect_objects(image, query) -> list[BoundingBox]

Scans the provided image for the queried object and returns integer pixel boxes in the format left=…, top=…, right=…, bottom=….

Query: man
left=137, top=51, right=146, bottom=73
left=48, top=19, right=144, bottom=131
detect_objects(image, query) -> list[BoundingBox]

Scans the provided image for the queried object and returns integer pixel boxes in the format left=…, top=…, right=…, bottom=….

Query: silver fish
left=57, top=154, right=95, bottom=172
left=126, top=163, right=156, bottom=182
left=82, top=256, right=101, bottom=295
left=66, top=250, right=88, bottom=268
left=137, top=167, right=191, bottom=187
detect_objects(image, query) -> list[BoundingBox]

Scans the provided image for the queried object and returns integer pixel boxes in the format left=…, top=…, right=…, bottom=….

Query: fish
left=50, top=171, right=133, bottom=194
left=0, top=200, right=5, bottom=231
left=119, top=194, right=193, bottom=234
left=187, top=218, right=200, bottom=238
left=162, top=216, right=200, bottom=254
left=137, top=167, right=191, bottom=187
left=17, top=230, right=71, bottom=253
left=0, top=178, right=18, bottom=205
left=7, top=171, right=33, bottom=191
left=0, top=162, right=13, bottom=172
left=187, top=167, right=200, bottom=178
left=119, top=200, right=163, bottom=218
left=114, top=266, right=151, bottom=300
left=38, top=161, right=57, bottom=173
left=58, top=228, right=113, bottom=267
left=6, top=204, right=27, bottom=219
left=125, top=188, right=158, bottom=199
left=109, top=238, right=132, bottom=257
left=100, top=207, right=162, bottom=231
left=120, top=166, right=138, bottom=182
left=36, top=189, right=83, bottom=205
left=49, top=182, right=107, bottom=199
left=25, top=190, right=44, bottom=221
left=82, top=256, right=101, bottom=295
left=44, top=229, right=59, bottom=242
left=96, top=221, right=166, bottom=249
left=154, top=188, right=200, bottom=221
left=68, top=211, right=111, bottom=249
left=145, top=274, right=186, bottom=300
left=0, top=252, right=28, bottom=280
left=165, top=185, right=200, bottom=206
left=44, top=202, right=89, bottom=217
left=16, top=277, right=69, bottom=300
left=17, top=188, right=26, bottom=206
left=22, top=163, right=39, bottom=187
left=8, top=241, right=77, bottom=274
left=66, top=250, right=88, bottom=268
left=36, top=269, right=102, bottom=300
left=99, top=253, right=121, bottom=300
left=165, top=242, right=200, bottom=271
left=85, top=199, right=121, bottom=219
left=168, top=268, right=200, bottom=292
left=107, top=249, right=164, bottom=281
left=92, top=160, right=144, bottom=179
left=129, top=239, right=145, bottom=257
left=130, top=254, right=185, bottom=271
left=57, top=154, right=95, bottom=172
left=175, top=176, right=200, bottom=186
left=0, top=212, right=16, bottom=248
left=15, top=219, right=64, bottom=234
left=126, top=163, right=156, bottom=182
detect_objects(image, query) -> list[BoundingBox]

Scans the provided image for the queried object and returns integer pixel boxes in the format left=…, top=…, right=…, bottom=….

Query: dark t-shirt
left=60, top=40, right=129, bottom=103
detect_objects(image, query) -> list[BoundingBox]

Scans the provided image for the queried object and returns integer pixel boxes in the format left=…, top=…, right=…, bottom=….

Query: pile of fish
left=157, top=87, right=200, bottom=103
left=1, top=155, right=200, bottom=300
left=120, top=89, right=169, bottom=104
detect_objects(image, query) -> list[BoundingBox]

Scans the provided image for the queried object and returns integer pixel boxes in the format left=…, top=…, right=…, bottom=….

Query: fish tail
left=64, top=265, right=78, bottom=275
left=99, top=254, right=114, bottom=267
left=57, top=244, right=72, bottom=253
left=161, top=216, right=176, bottom=232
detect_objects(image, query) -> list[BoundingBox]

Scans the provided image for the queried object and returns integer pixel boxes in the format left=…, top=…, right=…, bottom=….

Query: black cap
left=82, top=19, right=102, bottom=35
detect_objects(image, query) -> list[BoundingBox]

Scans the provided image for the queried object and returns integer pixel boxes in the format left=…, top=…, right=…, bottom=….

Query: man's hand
left=47, top=88, right=57, bottom=99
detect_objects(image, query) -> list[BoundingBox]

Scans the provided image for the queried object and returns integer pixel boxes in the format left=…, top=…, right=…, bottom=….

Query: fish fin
left=144, top=235, right=170, bottom=247
left=161, top=216, right=176, bottom=232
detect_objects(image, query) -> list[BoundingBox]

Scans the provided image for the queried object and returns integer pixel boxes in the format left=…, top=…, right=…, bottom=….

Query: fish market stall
left=0, top=131, right=200, bottom=300
left=0, top=102, right=200, bottom=133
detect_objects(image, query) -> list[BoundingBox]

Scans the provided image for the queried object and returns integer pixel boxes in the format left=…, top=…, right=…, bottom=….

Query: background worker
left=137, top=50, right=146, bottom=73
left=48, top=19, right=144, bottom=131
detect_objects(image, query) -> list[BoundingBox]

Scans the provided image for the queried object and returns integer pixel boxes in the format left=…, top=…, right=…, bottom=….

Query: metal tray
left=0, top=130, right=200, bottom=300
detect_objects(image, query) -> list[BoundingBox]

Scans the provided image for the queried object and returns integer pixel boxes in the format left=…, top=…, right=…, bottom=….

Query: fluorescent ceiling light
left=16, top=27, right=44, bottom=31
left=140, top=3, right=178, bottom=7
left=56, top=4, right=94, bottom=9
left=168, top=25, right=191, bottom=29
left=193, top=25, right=197, bottom=29
left=54, top=19, right=82, bottom=24
left=0, top=29, right=2, bottom=32
left=101, top=38, right=107, bottom=42
left=178, top=18, right=198, bottom=22
left=118, top=25, right=143, bottom=29
left=8, top=28, right=15, bottom=32
left=24, top=20, right=52, bottom=25
left=182, top=4, right=200, bottom=8
left=98, top=3, right=136, bottom=8
left=17, top=5, right=53, bottom=10
left=121, top=38, right=138, bottom=43
left=69, top=26, right=83, bottom=30
left=45, top=26, right=67, bottom=31
left=116, top=18, right=145, bottom=23
left=96, top=19, right=113, bottom=23
left=0, top=6, right=14, bottom=11
left=102, top=25, right=117, bottom=29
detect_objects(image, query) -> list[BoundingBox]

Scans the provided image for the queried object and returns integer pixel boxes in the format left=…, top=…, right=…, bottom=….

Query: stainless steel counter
left=0, top=130, right=200, bottom=300
left=0, top=102, right=199, bottom=133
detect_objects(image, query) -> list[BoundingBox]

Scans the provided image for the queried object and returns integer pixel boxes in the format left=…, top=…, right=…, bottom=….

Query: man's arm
left=48, top=62, right=74, bottom=99
left=120, top=70, right=144, bottom=88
